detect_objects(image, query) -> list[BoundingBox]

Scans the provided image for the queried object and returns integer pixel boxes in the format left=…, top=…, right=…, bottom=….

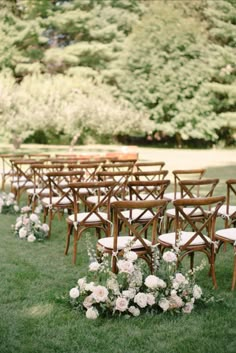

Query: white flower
left=117, top=260, right=134, bottom=274
left=15, top=220, right=23, bottom=229
left=34, top=205, right=42, bottom=214
left=83, top=294, right=94, bottom=309
left=124, top=251, right=138, bottom=262
left=21, top=206, right=31, bottom=213
left=122, top=288, right=136, bottom=299
left=78, top=277, right=87, bottom=291
left=182, top=302, right=194, bottom=314
left=69, top=287, right=80, bottom=299
left=85, top=282, right=95, bottom=292
left=159, top=298, right=170, bottom=311
left=86, top=307, right=99, bottom=320
left=42, top=223, right=49, bottom=233
left=144, top=275, right=166, bottom=289
left=163, top=251, right=177, bottom=263
left=134, top=293, right=148, bottom=308
left=129, top=269, right=143, bottom=287
left=92, top=285, right=108, bottom=303
left=14, top=205, right=19, bottom=212
left=115, top=297, right=129, bottom=312
left=106, top=278, right=120, bottom=295
left=89, top=261, right=100, bottom=272
left=128, top=306, right=140, bottom=317
left=9, top=192, right=15, bottom=199
left=174, top=273, right=186, bottom=284
left=30, top=213, right=39, bottom=223
left=193, top=285, right=202, bottom=299
left=27, top=234, right=36, bottom=242
left=146, top=293, right=155, bottom=306
left=19, top=228, right=27, bottom=239
left=169, top=294, right=184, bottom=309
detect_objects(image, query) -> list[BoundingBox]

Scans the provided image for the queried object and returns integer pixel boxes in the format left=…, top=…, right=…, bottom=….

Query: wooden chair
left=165, top=178, right=219, bottom=232
left=65, top=180, right=117, bottom=264
left=216, top=179, right=236, bottom=228
left=164, top=168, right=206, bottom=201
left=41, top=170, right=84, bottom=237
left=0, top=154, right=24, bottom=191
left=97, top=199, right=170, bottom=273
left=158, top=196, right=225, bottom=288
left=134, top=161, right=165, bottom=172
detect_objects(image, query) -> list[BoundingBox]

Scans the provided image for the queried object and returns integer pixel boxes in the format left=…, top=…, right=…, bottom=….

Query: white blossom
left=86, top=307, right=99, bottom=320
left=69, top=287, right=80, bottom=299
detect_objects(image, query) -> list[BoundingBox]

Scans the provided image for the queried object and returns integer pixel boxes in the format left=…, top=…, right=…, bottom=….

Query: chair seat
left=68, top=212, right=108, bottom=223
left=42, top=196, right=73, bottom=207
left=12, top=181, right=34, bottom=188
left=166, top=207, right=203, bottom=218
left=216, top=228, right=236, bottom=242
left=216, top=205, right=236, bottom=218
left=121, top=209, right=154, bottom=221
left=164, top=191, right=182, bottom=201
left=158, top=231, right=211, bottom=246
left=26, top=187, right=51, bottom=195
left=98, top=235, right=151, bottom=250
left=87, top=195, right=121, bottom=204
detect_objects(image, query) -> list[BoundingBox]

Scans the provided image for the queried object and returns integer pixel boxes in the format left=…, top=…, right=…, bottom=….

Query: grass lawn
left=0, top=146, right=236, bottom=353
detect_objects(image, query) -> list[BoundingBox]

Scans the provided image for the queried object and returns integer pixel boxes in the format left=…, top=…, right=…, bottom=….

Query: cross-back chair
left=158, top=195, right=225, bottom=288
left=41, top=170, right=85, bottom=237
left=65, top=180, right=117, bottom=264
left=164, top=168, right=206, bottom=201
left=216, top=179, right=236, bottom=228
left=0, top=154, right=24, bottom=191
left=134, top=161, right=165, bottom=172
left=165, top=178, right=219, bottom=232
left=97, top=199, right=170, bottom=273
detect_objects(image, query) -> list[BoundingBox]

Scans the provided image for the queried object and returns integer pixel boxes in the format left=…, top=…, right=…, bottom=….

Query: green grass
left=0, top=159, right=236, bottom=353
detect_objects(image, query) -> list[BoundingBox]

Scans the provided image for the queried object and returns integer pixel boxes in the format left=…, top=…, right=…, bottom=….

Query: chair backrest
left=68, top=180, right=118, bottom=224
left=97, top=170, right=132, bottom=199
left=46, top=170, right=85, bottom=207
left=100, top=162, right=135, bottom=173
left=179, top=178, right=219, bottom=199
left=67, top=163, right=101, bottom=181
left=132, top=170, right=168, bottom=182
left=173, top=196, right=225, bottom=249
left=31, top=163, right=65, bottom=193
left=226, top=179, right=236, bottom=224
left=0, top=154, right=25, bottom=189
left=172, top=168, right=206, bottom=199
left=127, top=179, right=170, bottom=201
left=112, top=199, right=170, bottom=251
left=134, top=161, right=165, bottom=172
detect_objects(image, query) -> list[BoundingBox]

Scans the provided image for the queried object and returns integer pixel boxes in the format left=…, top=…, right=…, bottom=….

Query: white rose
left=92, top=285, right=108, bottom=303
left=30, top=213, right=39, bottom=223
left=146, top=293, right=155, bottom=306
left=106, top=278, right=120, bottom=295
left=15, top=220, right=23, bottom=229
left=169, top=294, right=184, bottom=309
left=145, top=275, right=166, bottom=289
left=174, top=273, right=186, bottom=284
left=83, top=295, right=93, bottom=309
left=86, top=307, right=99, bottom=320
left=134, top=293, right=148, bottom=308
left=78, top=277, right=87, bottom=291
left=115, top=297, right=129, bottom=312
left=159, top=298, right=170, bottom=311
left=124, top=251, right=138, bottom=262
left=117, top=260, right=134, bottom=274
left=163, top=251, right=177, bottom=263
left=27, top=234, right=36, bottom=242
left=19, top=228, right=27, bottom=238
left=42, top=223, right=49, bottom=233
left=85, top=282, right=95, bottom=292
left=193, top=285, right=202, bottom=299
left=69, top=287, right=80, bottom=299
left=89, top=261, right=100, bottom=272
left=128, top=306, right=140, bottom=317
left=122, top=288, right=136, bottom=299
left=182, top=302, right=194, bottom=314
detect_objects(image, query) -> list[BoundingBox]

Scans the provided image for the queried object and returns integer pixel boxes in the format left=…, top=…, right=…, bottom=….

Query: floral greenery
left=0, top=192, right=19, bottom=214
left=69, top=239, right=205, bottom=319
left=13, top=206, right=49, bottom=242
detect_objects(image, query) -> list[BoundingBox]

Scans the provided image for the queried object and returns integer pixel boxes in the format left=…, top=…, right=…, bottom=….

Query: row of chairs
left=1, top=154, right=235, bottom=289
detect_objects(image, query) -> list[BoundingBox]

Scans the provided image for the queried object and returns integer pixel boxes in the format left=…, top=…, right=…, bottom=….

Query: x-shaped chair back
left=68, top=163, right=101, bottom=181
left=127, top=179, right=170, bottom=201
left=132, top=170, right=168, bottom=182
left=179, top=178, right=219, bottom=200
left=226, top=179, right=236, bottom=226
left=172, top=168, right=206, bottom=200
left=97, top=170, right=132, bottom=200
left=174, top=196, right=225, bottom=249
left=100, top=162, right=135, bottom=173
left=134, top=161, right=165, bottom=172
left=0, top=154, right=24, bottom=190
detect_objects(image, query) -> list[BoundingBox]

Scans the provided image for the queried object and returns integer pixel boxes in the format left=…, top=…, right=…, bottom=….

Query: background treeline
left=0, top=0, right=236, bottom=148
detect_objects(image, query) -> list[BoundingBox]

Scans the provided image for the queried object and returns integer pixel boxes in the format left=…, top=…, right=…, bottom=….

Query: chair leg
left=64, top=223, right=73, bottom=255
left=73, top=228, right=78, bottom=265
left=189, top=252, right=194, bottom=270
left=232, top=246, right=236, bottom=290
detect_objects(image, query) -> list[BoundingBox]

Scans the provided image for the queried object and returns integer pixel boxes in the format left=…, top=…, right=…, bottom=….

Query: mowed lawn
left=0, top=145, right=236, bottom=353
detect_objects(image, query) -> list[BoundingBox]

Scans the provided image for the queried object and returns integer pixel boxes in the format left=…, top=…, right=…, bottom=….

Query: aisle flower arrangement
left=13, top=206, right=49, bottom=242
left=0, top=192, right=19, bottom=214
left=69, top=240, right=205, bottom=319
